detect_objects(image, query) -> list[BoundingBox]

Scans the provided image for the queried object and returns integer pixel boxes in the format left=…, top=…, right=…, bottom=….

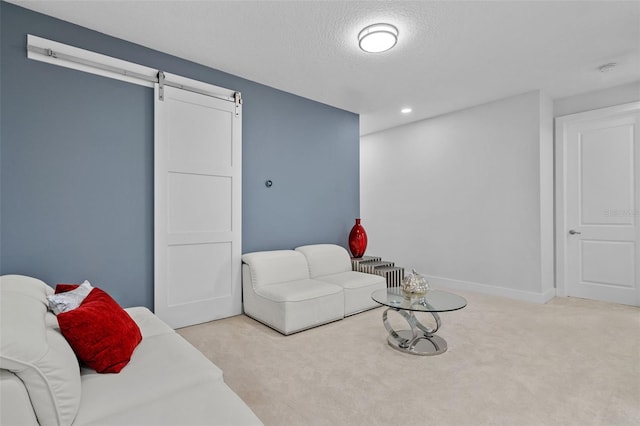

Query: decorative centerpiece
left=401, top=269, right=430, bottom=297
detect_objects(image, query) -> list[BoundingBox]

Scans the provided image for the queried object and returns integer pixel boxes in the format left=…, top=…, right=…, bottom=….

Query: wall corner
left=539, top=91, right=555, bottom=294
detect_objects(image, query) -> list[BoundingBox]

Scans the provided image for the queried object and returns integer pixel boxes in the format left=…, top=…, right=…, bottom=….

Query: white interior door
left=154, top=84, right=242, bottom=328
left=560, top=105, right=639, bottom=306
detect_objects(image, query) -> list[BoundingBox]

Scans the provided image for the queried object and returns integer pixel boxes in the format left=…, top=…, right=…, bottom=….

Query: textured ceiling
left=8, top=0, right=640, bottom=135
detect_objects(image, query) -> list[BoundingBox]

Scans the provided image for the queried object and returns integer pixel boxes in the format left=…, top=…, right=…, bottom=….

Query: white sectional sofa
left=0, top=275, right=262, bottom=426
left=242, top=244, right=386, bottom=335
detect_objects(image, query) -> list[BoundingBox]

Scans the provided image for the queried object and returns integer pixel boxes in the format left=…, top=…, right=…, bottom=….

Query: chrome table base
left=382, top=307, right=447, bottom=356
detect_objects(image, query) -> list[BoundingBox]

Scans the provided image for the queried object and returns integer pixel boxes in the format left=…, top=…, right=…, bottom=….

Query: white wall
left=361, top=90, right=554, bottom=302
left=554, top=81, right=640, bottom=117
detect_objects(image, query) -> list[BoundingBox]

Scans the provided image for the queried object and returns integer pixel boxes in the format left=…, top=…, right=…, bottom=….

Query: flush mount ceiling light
left=401, top=107, right=412, bottom=114
left=358, top=23, right=398, bottom=53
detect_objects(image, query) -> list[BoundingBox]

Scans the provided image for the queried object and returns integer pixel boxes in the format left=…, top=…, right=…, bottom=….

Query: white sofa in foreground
left=0, top=274, right=262, bottom=426
left=242, top=244, right=386, bottom=335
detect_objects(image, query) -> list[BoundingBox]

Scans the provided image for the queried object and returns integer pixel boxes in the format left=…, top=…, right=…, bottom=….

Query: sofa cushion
left=295, top=244, right=352, bottom=277
left=246, top=274, right=344, bottom=335
left=0, top=275, right=81, bottom=426
left=316, top=271, right=386, bottom=315
left=125, top=306, right=175, bottom=339
left=74, top=380, right=263, bottom=426
left=317, top=270, right=385, bottom=290
left=255, top=279, right=343, bottom=302
left=57, top=286, right=142, bottom=373
left=0, top=370, right=39, bottom=425
left=242, top=250, right=310, bottom=287
left=74, top=332, right=225, bottom=425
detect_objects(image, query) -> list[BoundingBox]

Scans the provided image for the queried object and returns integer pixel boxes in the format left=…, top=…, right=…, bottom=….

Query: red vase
left=348, top=218, right=368, bottom=258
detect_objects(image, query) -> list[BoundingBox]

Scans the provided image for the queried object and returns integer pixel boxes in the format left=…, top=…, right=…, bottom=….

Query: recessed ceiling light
left=401, top=107, right=412, bottom=114
left=598, top=63, right=617, bottom=73
left=358, top=23, right=398, bottom=53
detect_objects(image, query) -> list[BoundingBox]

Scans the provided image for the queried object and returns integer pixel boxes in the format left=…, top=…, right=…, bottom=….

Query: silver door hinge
left=234, top=91, right=242, bottom=116
left=158, top=71, right=165, bottom=101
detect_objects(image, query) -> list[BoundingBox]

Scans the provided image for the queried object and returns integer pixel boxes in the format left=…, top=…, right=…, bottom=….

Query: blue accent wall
left=0, top=2, right=360, bottom=309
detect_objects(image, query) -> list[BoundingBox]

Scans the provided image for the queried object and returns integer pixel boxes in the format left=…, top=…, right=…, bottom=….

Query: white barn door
left=154, top=83, right=242, bottom=328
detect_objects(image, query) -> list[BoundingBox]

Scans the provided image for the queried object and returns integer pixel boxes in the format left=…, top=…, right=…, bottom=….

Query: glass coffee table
left=371, top=288, right=467, bottom=356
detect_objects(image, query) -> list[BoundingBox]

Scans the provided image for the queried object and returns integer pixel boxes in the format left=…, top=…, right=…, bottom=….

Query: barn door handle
left=569, top=229, right=582, bottom=235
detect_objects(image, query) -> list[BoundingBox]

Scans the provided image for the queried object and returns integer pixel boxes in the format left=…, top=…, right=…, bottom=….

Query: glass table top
left=371, top=288, right=467, bottom=313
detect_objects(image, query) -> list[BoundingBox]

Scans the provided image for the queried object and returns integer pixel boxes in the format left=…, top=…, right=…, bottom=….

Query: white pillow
left=47, top=280, right=93, bottom=314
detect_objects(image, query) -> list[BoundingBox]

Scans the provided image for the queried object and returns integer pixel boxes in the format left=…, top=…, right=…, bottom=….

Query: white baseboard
left=425, top=275, right=557, bottom=304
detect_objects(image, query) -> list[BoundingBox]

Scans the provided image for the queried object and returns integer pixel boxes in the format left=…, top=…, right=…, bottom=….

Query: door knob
left=569, top=229, right=581, bottom=235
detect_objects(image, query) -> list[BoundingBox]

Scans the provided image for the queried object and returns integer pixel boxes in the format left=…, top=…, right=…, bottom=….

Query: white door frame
left=555, top=101, right=640, bottom=297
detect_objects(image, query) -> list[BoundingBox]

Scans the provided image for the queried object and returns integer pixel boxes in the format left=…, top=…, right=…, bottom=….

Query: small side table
left=350, top=256, right=382, bottom=270
left=371, top=288, right=467, bottom=356
left=352, top=256, right=405, bottom=288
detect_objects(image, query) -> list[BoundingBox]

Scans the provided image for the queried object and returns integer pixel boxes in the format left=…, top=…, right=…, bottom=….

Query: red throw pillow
left=55, top=285, right=142, bottom=373
left=55, top=284, right=82, bottom=294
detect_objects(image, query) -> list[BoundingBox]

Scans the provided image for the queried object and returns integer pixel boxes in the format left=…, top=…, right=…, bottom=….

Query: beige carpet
left=178, top=290, right=640, bottom=426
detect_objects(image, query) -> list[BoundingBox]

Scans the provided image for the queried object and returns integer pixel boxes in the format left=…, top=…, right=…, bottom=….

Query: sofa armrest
left=0, top=369, right=39, bottom=425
